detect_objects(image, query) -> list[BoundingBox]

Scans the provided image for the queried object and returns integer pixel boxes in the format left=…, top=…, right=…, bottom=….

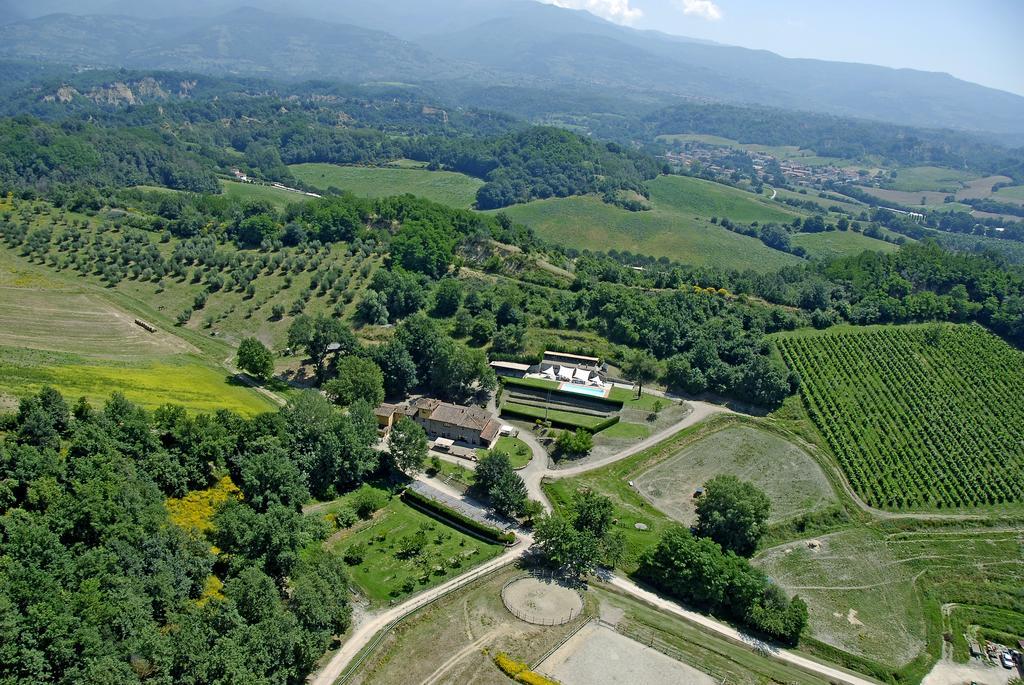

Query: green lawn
left=501, top=401, right=608, bottom=430
left=327, top=495, right=502, bottom=605
left=500, top=175, right=804, bottom=272
left=792, top=230, right=900, bottom=260
left=599, top=421, right=650, bottom=440
left=482, top=435, right=533, bottom=468
left=289, top=163, right=483, bottom=208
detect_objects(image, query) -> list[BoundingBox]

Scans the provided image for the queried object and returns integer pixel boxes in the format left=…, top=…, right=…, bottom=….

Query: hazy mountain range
left=2, top=0, right=1023, bottom=143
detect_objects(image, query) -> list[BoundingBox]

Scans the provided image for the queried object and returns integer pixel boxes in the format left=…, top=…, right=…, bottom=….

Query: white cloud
left=679, top=0, right=723, bottom=21
left=547, top=0, right=644, bottom=25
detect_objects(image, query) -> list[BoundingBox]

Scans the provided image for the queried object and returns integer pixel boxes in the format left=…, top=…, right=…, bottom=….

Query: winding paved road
left=309, top=398, right=881, bottom=685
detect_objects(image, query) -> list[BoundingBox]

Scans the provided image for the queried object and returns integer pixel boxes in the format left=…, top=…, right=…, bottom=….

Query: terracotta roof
left=428, top=402, right=493, bottom=431
left=480, top=420, right=502, bottom=443
left=375, top=403, right=398, bottom=418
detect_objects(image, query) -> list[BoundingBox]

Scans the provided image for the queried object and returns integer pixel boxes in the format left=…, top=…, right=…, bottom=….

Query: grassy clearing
left=857, top=186, right=949, bottom=207
left=776, top=324, right=1024, bottom=511
left=769, top=186, right=867, bottom=215
left=500, top=175, right=803, bottom=272
left=633, top=424, right=837, bottom=527
left=326, top=495, right=502, bottom=606
left=757, top=528, right=927, bottom=667
left=792, top=230, right=900, bottom=260
left=346, top=565, right=591, bottom=685
left=0, top=244, right=274, bottom=414
left=885, top=166, right=978, bottom=193
left=219, top=179, right=313, bottom=208
left=543, top=415, right=742, bottom=571
left=290, top=163, right=483, bottom=208
left=993, top=184, right=1024, bottom=205
left=0, top=346, right=275, bottom=415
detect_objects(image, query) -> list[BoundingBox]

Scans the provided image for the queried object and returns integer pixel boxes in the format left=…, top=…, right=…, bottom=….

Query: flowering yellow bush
left=196, top=575, right=225, bottom=606
left=493, top=653, right=561, bottom=685
left=494, top=653, right=527, bottom=676
left=516, top=671, right=561, bottom=685
left=165, top=476, right=242, bottom=534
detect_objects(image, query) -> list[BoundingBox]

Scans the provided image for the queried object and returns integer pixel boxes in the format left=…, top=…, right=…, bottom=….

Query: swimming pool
left=558, top=383, right=609, bottom=398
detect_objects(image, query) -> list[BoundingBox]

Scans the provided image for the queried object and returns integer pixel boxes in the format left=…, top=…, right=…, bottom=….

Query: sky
left=546, top=0, right=1024, bottom=96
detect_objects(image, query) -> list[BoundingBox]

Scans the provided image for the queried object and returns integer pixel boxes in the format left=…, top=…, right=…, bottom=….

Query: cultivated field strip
left=778, top=325, right=1024, bottom=509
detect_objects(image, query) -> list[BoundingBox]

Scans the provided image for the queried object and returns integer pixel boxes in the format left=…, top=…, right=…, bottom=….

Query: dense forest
left=0, top=387, right=362, bottom=684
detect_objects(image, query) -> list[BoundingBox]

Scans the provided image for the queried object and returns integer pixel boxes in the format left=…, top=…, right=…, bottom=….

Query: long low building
left=375, top=397, right=502, bottom=449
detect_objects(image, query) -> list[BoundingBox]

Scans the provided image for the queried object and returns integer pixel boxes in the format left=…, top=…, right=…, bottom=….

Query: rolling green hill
left=500, top=175, right=804, bottom=271
left=290, top=163, right=483, bottom=208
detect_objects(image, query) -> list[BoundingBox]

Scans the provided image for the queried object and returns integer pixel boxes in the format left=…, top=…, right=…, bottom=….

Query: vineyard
left=777, top=324, right=1024, bottom=510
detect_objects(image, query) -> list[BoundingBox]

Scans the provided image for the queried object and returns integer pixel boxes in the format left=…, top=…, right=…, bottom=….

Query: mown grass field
left=0, top=237, right=275, bottom=414
left=0, top=345, right=274, bottom=415
left=633, top=424, right=837, bottom=526
left=289, top=162, right=483, bottom=208
left=993, top=184, right=1024, bottom=205
left=219, top=179, right=314, bottom=208
left=500, top=175, right=804, bottom=272
left=776, top=324, right=1024, bottom=511
left=792, top=230, right=900, bottom=261
left=884, top=166, right=978, bottom=193
left=325, top=493, right=501, bottom=606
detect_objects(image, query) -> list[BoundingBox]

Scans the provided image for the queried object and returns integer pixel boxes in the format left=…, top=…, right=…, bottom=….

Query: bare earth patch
left=502, top=576, right=583, bottom=625
left=634, top=425, right=835, bottom=526
left=538, top=622, right=717, bottom=685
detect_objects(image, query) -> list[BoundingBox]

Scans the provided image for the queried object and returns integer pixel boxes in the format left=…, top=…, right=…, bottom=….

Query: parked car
left=1000, top=652, right=1014, bottom=669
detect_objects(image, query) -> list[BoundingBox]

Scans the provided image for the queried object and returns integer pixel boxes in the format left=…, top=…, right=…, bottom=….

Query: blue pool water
left=559, top=383, right=608, bottom=398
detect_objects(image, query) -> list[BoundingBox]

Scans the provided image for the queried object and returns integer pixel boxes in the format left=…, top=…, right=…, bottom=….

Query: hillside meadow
left=290, top=162, right=483, bottom=208
left=500, top=175, right=806, bottom=271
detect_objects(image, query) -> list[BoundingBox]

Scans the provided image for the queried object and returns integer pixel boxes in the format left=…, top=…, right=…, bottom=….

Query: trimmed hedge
left=402, top=488, right=516, bottom=545
left=500, top=403, right=620, bottom=432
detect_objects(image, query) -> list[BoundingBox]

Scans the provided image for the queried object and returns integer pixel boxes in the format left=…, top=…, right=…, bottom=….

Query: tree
left=323, top=356, right=384, bottom=408
left=532, top=514, right=601, bottom=578
left=236, top=337, right=275, bottom=381
left=555, top=428, right=594, bottom=457
left=233, top=437, right=309, bottom=513
left=387, top=417, right=428, bottom=475
left=489, top=469, right=528, bottom=518
left=390, top=219, right=457, bottom=278
left=288, top=314, right=356, bottom=384
left=695, top=475, right=771, bottom=557
left=622, top=349, right=659, bottom=396
left=572, top=489, right=614, bottom=538
left=432, top=278, right=463, bottom=316
left=474, top=450, right=513, bottom=496
left=370, top=338, right=417, bottom=399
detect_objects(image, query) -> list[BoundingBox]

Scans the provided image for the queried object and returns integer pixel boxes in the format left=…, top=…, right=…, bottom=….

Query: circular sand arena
left=502, top=576, right=584, bottom=626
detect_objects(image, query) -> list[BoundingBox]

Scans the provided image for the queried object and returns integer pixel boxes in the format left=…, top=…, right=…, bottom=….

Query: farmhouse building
left=375, top=398, right=502, bottom=448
